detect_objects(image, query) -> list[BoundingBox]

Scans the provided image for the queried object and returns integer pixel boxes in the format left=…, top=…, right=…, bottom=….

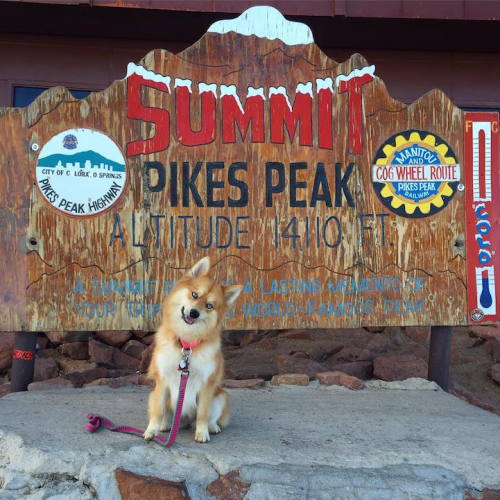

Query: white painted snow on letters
left=336, top=65, right=376, bottom=87
left=199, top=82, right=218, bottom=98
left=316, top=77, right=334, bottom=93
left=247, top=87, right=266, bottom=100
left=208, top=6, right=313, bottom=46
left=269, top=86, right=292, bottom=111
left=126, top=62, right=171, bottom=92
left=174, top=78, right=193, bottom=93
left=296, top=82, right=313, bottom=98
left=220, top=84, right=244, bottom=112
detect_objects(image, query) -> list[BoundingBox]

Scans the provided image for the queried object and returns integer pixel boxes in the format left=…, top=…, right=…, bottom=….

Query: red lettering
left=270, top=90, right=312, bottom=146
left=338, top=72, right=374, bottom=154
left=126, top=73, right=170, bottom=157
left=412, top=166, right=422, bottom=180
left=318, top=88, right=333, bottom=150
left=176, top=86, right=216, bottom=146
left=12, top=349, right=34, bottom=361
left=222, top=94, right=264, bottom=143
left=377, top=166, right=393, bottom=181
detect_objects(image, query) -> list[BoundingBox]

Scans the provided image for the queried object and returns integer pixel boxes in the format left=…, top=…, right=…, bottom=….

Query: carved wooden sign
left=0, top=6, right=498, bottom=332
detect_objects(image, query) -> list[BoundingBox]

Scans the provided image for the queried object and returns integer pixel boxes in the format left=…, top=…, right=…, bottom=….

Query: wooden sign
left=0, top=6, right=498, bottom=332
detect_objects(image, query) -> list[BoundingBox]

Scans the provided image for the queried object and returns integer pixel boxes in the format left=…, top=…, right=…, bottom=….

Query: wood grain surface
left=0, top=19, right=468, bottom=331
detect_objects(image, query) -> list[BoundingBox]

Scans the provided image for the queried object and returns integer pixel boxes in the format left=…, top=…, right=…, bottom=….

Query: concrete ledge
left=0, top=381, right=499, bottom=499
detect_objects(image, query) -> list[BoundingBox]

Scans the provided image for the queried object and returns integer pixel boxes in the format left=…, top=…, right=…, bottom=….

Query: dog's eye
left=192, top=291, right=198, bottom=299
left=206, top=303, right=213, bottom=310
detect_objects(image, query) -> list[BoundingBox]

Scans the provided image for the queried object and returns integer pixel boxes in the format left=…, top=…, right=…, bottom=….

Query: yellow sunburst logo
left=372, top=130, right=460, bottom=218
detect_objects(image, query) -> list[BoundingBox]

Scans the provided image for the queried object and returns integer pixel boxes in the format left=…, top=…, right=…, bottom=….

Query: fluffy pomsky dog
left=144, top=257, right=242, bottom=443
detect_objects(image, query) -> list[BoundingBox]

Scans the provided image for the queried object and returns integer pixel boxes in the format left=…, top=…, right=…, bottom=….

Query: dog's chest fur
left=155, top=340, right=218, bottom=416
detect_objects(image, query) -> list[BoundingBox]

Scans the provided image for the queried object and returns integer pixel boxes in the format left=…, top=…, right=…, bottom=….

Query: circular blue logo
left=392, top=144, right=440, bottom=202
left=63, top=134, right=78, bottom=150
left=372, top=130, right=460, bottom=218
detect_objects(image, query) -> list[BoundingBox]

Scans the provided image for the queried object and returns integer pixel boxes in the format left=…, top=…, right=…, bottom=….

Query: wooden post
left=10, top=332, right=37, bottom=392
left=428, top=326, right=452, bottom=391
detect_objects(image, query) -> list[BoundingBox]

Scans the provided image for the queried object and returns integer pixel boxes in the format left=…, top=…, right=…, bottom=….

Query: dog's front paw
left=195, top=425, right=210, bottom=443
left=143, top=424, right=161, bottom=441
left=208, top=423, right=221, bottom=434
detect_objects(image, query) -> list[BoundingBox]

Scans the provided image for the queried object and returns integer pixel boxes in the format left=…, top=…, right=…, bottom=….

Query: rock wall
left=0, top=325, right=499, bottom=413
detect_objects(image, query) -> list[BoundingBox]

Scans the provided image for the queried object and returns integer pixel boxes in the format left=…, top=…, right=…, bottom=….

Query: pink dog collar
left=179, top=338, right=201, bottom=350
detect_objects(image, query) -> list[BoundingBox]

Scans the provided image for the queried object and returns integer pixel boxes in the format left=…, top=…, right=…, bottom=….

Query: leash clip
left=178, top=347, right=192, bottom=373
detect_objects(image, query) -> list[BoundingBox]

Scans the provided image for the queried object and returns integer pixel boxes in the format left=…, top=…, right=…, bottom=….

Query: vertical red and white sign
left=465, top=112, right=500, bottom=323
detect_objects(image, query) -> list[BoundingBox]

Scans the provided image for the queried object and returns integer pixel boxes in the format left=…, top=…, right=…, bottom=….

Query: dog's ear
left=223, top=284, right=243, bottom=305
left=188, top=256, right=211, bottom=278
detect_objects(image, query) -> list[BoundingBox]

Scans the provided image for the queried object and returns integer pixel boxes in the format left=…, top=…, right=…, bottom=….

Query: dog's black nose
left=189, top=309, right=200, bottom=319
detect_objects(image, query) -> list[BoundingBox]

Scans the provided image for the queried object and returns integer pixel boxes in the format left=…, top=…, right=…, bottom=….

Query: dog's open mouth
left=181, top=306, right=195, bottom=325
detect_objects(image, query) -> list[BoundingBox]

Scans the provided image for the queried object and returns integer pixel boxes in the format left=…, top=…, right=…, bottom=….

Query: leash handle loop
left=85, top=358, right=190, bottom=447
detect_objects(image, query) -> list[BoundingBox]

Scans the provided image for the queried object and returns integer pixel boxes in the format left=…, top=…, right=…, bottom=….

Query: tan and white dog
left=144, top=257, right=242, bottom=443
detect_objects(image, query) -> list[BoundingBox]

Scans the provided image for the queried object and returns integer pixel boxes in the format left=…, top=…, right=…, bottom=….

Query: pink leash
left=86, top=345, right=193, bottom=448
